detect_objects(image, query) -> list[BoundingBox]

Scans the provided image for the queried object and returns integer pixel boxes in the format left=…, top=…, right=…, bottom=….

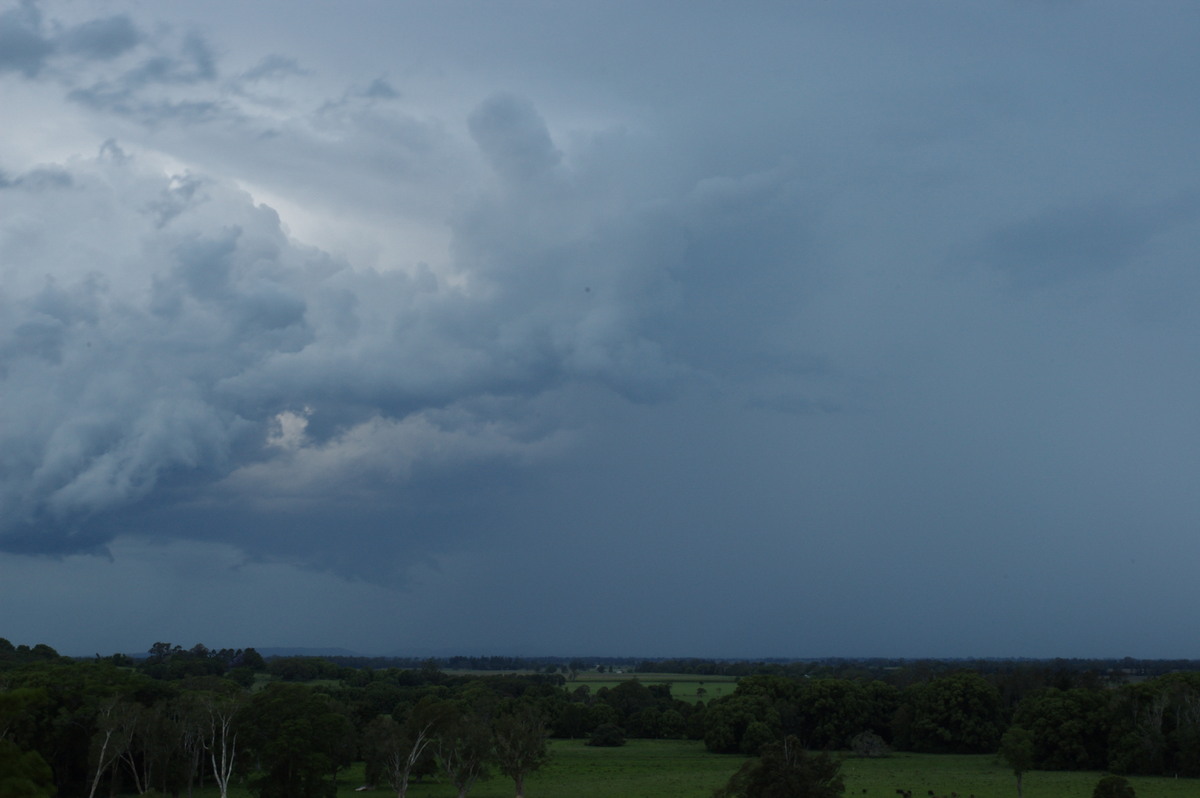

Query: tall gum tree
left=492, top=700, right=550, bottom=798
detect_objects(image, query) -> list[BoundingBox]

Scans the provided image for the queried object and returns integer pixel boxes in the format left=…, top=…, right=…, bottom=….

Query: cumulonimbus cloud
left=0, top=3, right=831, bottom=575
left=0, top=128, right=716, bottom=562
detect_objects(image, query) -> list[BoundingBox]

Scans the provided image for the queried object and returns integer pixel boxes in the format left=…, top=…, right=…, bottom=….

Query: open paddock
left=166, top=740, right=1200, bottom=798
left=569, top=672, right=740, bottom=704
left=345, top=742, right=1200, bottom=798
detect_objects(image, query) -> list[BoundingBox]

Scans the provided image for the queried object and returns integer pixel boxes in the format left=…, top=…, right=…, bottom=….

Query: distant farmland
left=569, top=671, right=740, bottom=704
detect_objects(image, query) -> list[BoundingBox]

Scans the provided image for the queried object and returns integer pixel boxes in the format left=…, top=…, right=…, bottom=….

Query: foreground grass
left=346, top=738, right=745, bottom=798
left=841, top=751, right=1199, bottom=798
left=167, top=742, right=1200, bottom=798
left=346, top=744, right=1200, bottom=798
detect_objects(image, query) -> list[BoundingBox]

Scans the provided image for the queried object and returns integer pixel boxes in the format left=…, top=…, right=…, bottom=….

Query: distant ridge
left=116, top=645, right=364, bottom=660
left=255, top=646, right=363, bottom=658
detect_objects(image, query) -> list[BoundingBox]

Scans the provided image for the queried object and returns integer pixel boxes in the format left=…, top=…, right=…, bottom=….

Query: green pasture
left=353, top=738, right=746, bottom=798
left=343, top=743, right=1199, bottom=798
left=570, top=672, right=740, bottom=703
left=136, top=741, right=1200, bottom=798
left=840, top=751, right=1197, bottom=798
left=181, top=740, right=741, bottom=798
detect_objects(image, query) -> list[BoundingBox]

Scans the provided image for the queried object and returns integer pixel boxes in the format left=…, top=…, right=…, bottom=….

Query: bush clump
left=1093, top=775, right=1136, bottom=798
left=587, top=723, right=626, bottom=747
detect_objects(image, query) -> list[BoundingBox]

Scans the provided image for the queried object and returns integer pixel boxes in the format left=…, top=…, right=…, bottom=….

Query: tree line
left=5, top=639, right=1200, bottom=798
left=1, top=643, right=562, bottom=798
left=700, top=670, right=1200, bottom=778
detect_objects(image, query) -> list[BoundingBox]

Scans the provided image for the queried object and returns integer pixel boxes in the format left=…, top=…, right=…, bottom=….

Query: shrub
left=587, top=723, right=627, bottom=747
left=1093, top=774, right=1136, bottom=798
left=714, top=735, right=843, bottom=798
left=851, top=730, right=890, bottom=758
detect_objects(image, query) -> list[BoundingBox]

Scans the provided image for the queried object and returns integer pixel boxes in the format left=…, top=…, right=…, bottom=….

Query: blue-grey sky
left=3, top=0, right=1200, bottom=659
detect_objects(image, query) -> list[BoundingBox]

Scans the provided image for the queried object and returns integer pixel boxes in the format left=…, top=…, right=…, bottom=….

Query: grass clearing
left=569, top=672, right=740, bottom=704
left=841, top=751, right=1198, bottom=798
left=342, top=745, right=1200, bottom=798
left=340, top=739, right=746, bottom=798
left=146, top=742, right=1200, bottom=798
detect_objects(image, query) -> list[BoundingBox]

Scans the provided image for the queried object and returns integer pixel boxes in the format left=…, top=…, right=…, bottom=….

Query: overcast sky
left=3, top=0, right=1200, bottom=659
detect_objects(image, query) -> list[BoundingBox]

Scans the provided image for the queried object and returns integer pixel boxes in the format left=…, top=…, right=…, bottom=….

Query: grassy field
left=178, top=739, right=739, bottom=798
left=337, top=742, right=1200, bottom=798
left=385, top=738, right=746, bottom=798
left=840, top=751, right=1198, bottom=798
left=569, top=672, right=740, bottom=704
left=148, top=741, right=1200, bottom=798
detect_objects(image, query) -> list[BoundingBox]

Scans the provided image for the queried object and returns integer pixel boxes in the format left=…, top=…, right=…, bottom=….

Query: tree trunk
left=88, top=728, right=116, bottom=798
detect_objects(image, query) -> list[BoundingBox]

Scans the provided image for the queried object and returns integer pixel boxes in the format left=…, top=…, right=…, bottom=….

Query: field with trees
left=4, top=639, right=1200, bottom=797
left=567, top=672, right=739, bottom=705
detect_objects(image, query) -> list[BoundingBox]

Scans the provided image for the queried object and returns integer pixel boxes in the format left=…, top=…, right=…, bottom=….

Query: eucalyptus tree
left=87, top=696, right=136, bottom=798
left=492, top=700, right=550, bottom=798
left=362, top=707, right=437, bottom=798
left=199, top=689, right=246, bottom=798
left=999, top=726, right=1034, bottom=798
left=240, top=683, right=347, bottom=798
left=435, top=699, right=494, bottom=798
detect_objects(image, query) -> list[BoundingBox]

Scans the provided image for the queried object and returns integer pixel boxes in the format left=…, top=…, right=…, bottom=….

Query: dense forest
left=3, top=639, right=1200, bottom=798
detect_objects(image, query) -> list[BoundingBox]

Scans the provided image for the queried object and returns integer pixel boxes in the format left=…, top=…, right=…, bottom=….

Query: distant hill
left=255, top=646, right=363, bottom=658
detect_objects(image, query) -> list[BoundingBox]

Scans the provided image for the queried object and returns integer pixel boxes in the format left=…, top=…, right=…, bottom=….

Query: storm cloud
left=3, top=0, right=1200, bottom=658
left=0, top=129, right=704, bottom=567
